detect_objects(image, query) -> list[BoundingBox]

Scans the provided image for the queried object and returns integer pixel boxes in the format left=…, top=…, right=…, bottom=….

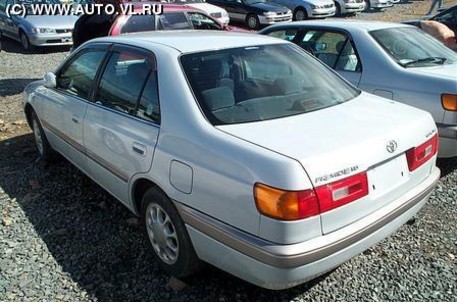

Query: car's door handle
left=132, top=142, right=147, bottom=156
left=71, top=116, right=79, bottom=123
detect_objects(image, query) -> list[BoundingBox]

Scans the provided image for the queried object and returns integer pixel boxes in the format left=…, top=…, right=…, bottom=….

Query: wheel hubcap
left=145, top=203, right=179, bottom=264
left=33, top=119, right=44, bottom=156
left=295, top=10, right=305, bottom=20
left=248, top=17, right=257, bottom=28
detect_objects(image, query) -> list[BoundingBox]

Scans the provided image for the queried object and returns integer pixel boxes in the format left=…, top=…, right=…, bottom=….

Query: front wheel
left=141, top=187, right=202, bottom=278
left=246, top=14, right=260, bottom=30
left=31, top=112, right=56, bottom=162
left=363, top=0, right=371, bottom=11
left=293, top=8, right=308, bottom=21
left=20, top=31, right=32, bottom=51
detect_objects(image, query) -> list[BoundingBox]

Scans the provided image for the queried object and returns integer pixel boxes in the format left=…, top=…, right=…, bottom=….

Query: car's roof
left=93, top=31, right=286, bottom=53
left=266, top=19, right=413, bottom=32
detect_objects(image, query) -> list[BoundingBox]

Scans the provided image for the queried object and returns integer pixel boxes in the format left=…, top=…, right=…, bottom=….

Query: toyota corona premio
left=23, top=31, right=440, bottom=290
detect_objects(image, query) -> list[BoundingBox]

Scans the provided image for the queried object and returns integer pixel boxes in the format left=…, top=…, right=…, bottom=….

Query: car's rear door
left=84, top=44, right=160, bottom=205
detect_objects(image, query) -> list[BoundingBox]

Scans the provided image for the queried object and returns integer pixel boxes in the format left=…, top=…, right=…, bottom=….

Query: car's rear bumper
left=343, top=3, right=365, bottom=12
left=437, top=123, right=457, bottom=158
left=177, top=167, right=440, bottom=289
left=371, top=1, right=393, bottom=8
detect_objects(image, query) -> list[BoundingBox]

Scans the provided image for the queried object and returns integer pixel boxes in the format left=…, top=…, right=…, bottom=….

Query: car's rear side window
left=120, top=15, right=156, bottom=34
left=95, top=49, right=160, bottom=124
left=57, top=50, right=106, bottom=99
left=158, top=12, right=191, bottom=30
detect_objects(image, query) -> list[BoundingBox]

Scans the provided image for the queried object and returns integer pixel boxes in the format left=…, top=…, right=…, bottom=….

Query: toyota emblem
left=386, top=140, right=398, bottom=153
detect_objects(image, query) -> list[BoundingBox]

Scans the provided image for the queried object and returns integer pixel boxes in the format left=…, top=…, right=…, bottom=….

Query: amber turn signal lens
left=441, top=94, right=457, bottom=111
left=254, top=183, right=319, bottom=221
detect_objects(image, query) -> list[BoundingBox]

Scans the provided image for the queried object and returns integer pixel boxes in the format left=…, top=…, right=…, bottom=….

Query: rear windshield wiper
left=402, top=57, right=447, bottom=67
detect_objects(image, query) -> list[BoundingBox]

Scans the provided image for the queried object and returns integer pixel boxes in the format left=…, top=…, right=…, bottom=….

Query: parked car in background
left=108, top=3, right=244, bottom=35
left=24, top=31, right=440, bottom=290
left=268, top=0, right=335, bottom=20
left=206, top=0, right=292, bottom=29
left=260, top=20, right=457, bottom=157
left=363, top=0, right=392, bottom=11
left=158, top=0, right=231, bottom=26
left=0, top=0, right=77, bottom=50
left=403, top=4, right=457, bottom=33
left=333, top=0, right=365, bottom=15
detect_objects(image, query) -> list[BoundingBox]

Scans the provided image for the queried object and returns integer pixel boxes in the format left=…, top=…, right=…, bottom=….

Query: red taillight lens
left=315, top=172, right=369, bottom=213
left=254, top=172, right=369, bottom=220
left=406, top=134, right=438, bottom=171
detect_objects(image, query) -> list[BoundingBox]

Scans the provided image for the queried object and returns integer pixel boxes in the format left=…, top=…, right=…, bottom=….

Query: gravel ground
left=1, top=4, right=457, bottom=301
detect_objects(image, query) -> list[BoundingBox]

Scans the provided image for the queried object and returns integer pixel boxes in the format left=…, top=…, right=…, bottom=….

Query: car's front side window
left=95, top=49, right=160, bottom=124
left=57, top=50, right=106, bottom=99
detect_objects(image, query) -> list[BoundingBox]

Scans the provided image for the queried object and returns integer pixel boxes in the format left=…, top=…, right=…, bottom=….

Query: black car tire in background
left=246, top=14, right=260, bottom=30
left=294, top=7, right=308, bottom=21
left=19, top=30, right=32, bottom=51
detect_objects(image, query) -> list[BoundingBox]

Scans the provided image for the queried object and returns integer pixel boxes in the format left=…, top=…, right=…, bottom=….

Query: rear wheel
left=141, top=187, right=202, bottom=278
left=294, top=8, right=308, bottom=21
left=246, top=14, right=259, bottom=30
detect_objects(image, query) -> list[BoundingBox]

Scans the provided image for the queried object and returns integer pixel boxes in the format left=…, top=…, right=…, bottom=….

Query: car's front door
left=84, top=45, right=160, bottom=205
left=43, top=46, right=107, bottom=172
left=0, top=0, right=16, bottom=38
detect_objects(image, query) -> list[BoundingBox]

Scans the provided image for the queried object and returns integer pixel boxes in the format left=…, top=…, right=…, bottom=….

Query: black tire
left=141, top=187, right=202, bottom=278
left=363, top=0, right=371, bottom=11
left=246, top=14, right=259, bottom=30
left=19, top=30, right=33, bottom=51
left=293, top=8, right=308, bottom=21
left=31, top=111, right=56, bottom=162
left=335, top=2, right=342, bottom=15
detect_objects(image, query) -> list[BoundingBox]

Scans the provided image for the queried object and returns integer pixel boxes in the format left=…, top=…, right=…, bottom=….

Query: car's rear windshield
left=370, top=27, right=457, bottom=67
left=180, top=43, right=360, bottom=125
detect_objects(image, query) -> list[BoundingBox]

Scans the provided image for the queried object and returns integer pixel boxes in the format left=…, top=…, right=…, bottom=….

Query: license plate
left=367, top=155, right=409, bottom=199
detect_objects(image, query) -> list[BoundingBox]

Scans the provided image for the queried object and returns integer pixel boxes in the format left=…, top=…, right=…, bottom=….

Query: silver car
left=268, top=0, right=335, bottom=20
left=260, top=20, right=457, bottom=158
left=23, top=31, right=440, bottom=289
left=0, top=0, right=77, bottom=50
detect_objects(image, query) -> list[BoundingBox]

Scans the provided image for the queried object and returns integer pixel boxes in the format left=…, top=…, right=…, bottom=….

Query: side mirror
left=44, top=72, right=56, bottom=88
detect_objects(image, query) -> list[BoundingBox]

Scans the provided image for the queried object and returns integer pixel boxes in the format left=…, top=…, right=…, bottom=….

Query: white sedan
left=260, top=20, right=457, bottom=158
left=23, top=31, right=439, bottom=289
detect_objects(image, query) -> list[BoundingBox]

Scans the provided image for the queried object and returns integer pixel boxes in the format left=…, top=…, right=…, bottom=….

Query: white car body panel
left=22, top=31, right=440, bottom=289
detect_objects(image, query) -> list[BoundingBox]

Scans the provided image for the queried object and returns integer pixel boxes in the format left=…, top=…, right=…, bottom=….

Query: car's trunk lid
left=217, top=93, right=436, bottom=234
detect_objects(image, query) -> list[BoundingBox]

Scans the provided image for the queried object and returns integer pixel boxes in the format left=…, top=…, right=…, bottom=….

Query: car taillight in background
left=406, top=134, right=439, bottom=171
left=254, top=172, right=369, bottom=221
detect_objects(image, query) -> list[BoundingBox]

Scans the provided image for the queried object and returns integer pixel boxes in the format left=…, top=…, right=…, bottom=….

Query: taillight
left=315, top=172, right=369, bottom=213
left=254, top=172, right=369, bottom=220
left=254, top=184, right=319, bottom=221
left=405, top=134, right=438, bottom=171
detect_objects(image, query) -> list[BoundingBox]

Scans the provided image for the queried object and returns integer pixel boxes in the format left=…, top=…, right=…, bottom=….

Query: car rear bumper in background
left=177, top=167, right=440, bottom=289
left=343, top=3, right=365, bottom=12
left=437, top=123, right=457, bottom=158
